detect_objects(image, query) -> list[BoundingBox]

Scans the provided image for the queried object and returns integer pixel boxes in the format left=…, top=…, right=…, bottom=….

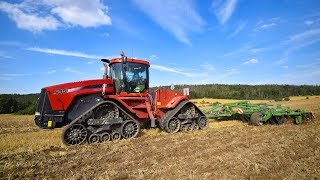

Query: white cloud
left=274, top=58, right=287, bottom=65
left=26, top=47, right=105, bottom=59
left=200, top=63, right=216, bottom=71
left=151, top=64, right=207, bottom=78
left=132, top=0, right=205, bottom=45
left=47, top=70, right=56, bottom=74
left=0, top=51, right=14, bottom=59
left=250, top=48, right=266, bottom=53
left=49, top=0, right=111, bottom=27
left=0, top=77, right=13, bottom=81
left=0, top=40, right=25, bottom=47
left=0, top=73, right=32, bottom=77
left=281, top=65, right=289, bottom=69
left=87, top=61, right=94, bottom=65
left=0, top=0, right=111, bottom=33
left=0, top=1, right=61, bottom=33
left=304, top=20, right=314, bottom=26
left=228, top=21, right=246, bottom=38
left=289, top=28, right=320, bottom=41
left=223, top=44, right=251, bottom=57
left=0, top=73, right=32, bottom=80
left=260, top=22, right=276, bottom=29
left=211, top=0, right=238, bottom=24
left=254, top=18, right=278, bottom=31
left=149, top=54, right=159, bottom=61
left=243, top=59, right=259, bottom=65
left=64, top=68, right=84, bottom=75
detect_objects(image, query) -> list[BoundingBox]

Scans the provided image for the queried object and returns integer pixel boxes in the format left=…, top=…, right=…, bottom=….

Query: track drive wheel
left=197, top=116, right=208, bottom=129
left=166, top=117, right=181, bottom=133
left=121, top=120, right=140, bottom=139
left=250, top=112, right=263, bottom=126
left=88, top=134, right=100, bottom=144
left=62, top=124, right=88, bottom=146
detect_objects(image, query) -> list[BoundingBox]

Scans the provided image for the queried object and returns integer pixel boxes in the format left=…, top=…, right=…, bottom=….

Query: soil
left=0, top=97, right=319, bottom=179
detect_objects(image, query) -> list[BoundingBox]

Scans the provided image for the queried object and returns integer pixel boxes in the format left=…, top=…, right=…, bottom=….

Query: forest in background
left=1, top=84, right=320, bottom=115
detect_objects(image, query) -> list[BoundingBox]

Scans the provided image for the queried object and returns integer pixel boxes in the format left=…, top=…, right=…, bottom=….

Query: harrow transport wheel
left=240, top=115, right=250, bottom=122
left=276, top=116, right=287, bottom=125
left=303, top=113, right=312, bottom=121
left=197, top=116, right=208, bottom=129
left=100, top=132, right=111, bottom=142
left=111, top=131, right=121, bottom=141
left=121, top=120, right=140, bottom=139
left=62, top=124, right=88, bottom=146
left=269, top=117, right=277, bottom=125
left=166, top=117, right=181, bottom=133
left=250, top=112, right=263, bottom=126
left=88, top=134, right=100, bottom=144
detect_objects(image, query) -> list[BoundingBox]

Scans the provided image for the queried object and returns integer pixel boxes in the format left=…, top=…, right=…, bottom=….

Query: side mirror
left=101, top=59, right=110, bottom=63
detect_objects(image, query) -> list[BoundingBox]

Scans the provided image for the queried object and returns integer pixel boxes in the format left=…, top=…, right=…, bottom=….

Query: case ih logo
left=54, top=89, right=67, bottom=95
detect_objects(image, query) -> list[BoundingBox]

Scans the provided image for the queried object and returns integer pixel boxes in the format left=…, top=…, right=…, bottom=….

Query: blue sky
left=0, top=0, right=320, bottom=94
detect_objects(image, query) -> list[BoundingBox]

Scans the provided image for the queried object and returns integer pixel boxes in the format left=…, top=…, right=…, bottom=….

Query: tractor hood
left=43, top=79, right=112, bottom=95
left=41, top=79, right=113, bottom=111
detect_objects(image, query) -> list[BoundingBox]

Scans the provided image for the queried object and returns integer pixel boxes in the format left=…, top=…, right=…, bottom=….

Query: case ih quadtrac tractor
left=35, top=52, right=207, bottom=145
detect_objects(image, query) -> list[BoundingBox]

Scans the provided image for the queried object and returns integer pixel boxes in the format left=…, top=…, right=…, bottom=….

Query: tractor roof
left=110, top=57, right=150, bottom=66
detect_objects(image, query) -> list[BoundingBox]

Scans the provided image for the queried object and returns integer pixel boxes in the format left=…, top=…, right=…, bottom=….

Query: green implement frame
left=204, top=101, right=315, bottom=125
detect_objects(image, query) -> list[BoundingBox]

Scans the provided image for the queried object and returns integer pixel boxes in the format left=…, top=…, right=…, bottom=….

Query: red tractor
left=35, top=52, right=207, bottom=145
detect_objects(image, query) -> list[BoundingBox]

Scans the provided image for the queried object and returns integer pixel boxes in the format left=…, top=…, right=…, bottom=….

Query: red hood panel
left=43, top=79, right=113, bottom=111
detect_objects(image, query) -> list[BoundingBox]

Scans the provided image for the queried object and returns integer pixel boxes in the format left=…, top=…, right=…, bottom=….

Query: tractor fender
left=164, top=96, right=189, bottom=109
left=65, top=94, right=104, bottom=124
left=66, top=100, right=137, bottom=127
left=159, top=100, right=205, bottom=130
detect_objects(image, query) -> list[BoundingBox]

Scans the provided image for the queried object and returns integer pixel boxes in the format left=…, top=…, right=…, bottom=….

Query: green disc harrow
left=204, top=100, right=315, bottom=125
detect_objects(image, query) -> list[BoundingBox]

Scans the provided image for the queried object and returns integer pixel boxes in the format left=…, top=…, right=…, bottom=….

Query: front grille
left=36, top=89, right=52, bottom=114
left=36, top=89, right=46, bottom=113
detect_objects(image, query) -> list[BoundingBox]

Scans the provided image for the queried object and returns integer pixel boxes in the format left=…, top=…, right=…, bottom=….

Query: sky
left=0, top=0, right=320, bottom=94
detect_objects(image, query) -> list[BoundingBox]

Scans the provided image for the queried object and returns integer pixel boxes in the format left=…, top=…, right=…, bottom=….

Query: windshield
left=110, top=62, right=148, bottom=93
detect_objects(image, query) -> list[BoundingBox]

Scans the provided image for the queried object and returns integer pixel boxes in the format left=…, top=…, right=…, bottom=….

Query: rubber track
left=159, top=101, right=206, bottom=131
left=65, top=100, right=136, bottom=128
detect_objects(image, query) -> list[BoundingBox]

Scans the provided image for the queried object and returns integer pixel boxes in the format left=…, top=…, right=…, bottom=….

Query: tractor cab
left=102, top=52, right=150, bottom=94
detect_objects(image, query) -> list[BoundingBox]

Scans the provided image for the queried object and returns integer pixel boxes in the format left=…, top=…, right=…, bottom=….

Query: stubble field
left=0, top=96, right=319, bottom=179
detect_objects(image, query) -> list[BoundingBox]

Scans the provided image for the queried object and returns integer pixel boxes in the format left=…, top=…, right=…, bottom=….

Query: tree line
left=0, top=94, right=38, bottom=115
left=1, top=84, right=320, bottom=115
left=159, top=84, right=320, bottom=100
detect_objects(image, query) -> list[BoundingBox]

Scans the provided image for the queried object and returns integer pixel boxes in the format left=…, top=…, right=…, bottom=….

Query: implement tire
left=250, top=112, right=263, bottom=126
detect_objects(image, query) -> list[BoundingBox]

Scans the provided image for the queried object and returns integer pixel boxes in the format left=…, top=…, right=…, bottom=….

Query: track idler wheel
left=166, top=117, right=181, bottom=133
left=88, top=134, right=100, bottom=144
left=197, top=116, right=208, bottom=129
left=111, top=131, right=121, bottom=141
left=62, top=124, right=88, bottom=145
left=121, top=120, right=140, bottom=139
left=100, top=132, right=111, bottom=142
